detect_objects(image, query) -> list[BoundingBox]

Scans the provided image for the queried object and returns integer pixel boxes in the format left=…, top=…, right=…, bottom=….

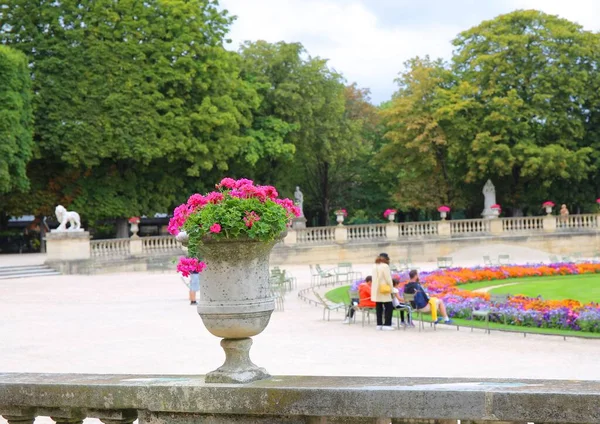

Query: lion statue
left=55, top=205, right=81, bottom=231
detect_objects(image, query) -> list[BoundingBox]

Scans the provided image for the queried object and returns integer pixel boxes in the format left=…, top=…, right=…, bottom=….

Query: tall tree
left=378, top=57, right=465, bottom=211
left=237, top=41, right=367, bottom=225
left=446, top=10, right=598, bottom=213
left=0, top=45, right=33, bottom=195
left=1, top=0, right=258, bottom=232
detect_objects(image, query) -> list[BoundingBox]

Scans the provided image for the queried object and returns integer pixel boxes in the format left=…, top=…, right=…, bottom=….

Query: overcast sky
left=219, top=0, right=600, bottom=104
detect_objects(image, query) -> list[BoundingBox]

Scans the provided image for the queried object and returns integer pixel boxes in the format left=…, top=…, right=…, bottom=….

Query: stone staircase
left=0, top=264, right=60, bottom=280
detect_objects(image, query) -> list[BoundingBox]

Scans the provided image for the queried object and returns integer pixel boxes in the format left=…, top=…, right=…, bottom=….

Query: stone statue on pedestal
left=481, top=180, right=497, bottom=219
left=292, top=186, right=307, bottom=229
left=53, top=205, right=83, bottom=232
left=294, top=186, right=304, bottom=217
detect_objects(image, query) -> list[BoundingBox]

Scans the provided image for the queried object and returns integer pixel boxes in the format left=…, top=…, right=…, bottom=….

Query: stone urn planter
left=545, top=206, right=553, bottom=215
left=440, top=211, right=447, bottom=220
left=387, top=212, right=396, bottom=222
left=129, top=222, right=139, bottom=238
left=195, top=235, right=282, bottom=384
left=336, top=213, right=345, bottom=225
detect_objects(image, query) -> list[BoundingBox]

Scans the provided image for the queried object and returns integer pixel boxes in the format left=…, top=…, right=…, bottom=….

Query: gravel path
left=473, top=282, right=519, bottom=293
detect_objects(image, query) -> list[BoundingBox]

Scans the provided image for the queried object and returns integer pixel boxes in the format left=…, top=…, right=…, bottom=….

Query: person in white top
left=370, top=252, right=395, bottom=331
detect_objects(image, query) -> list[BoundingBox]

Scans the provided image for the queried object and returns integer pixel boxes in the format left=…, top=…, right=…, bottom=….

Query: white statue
left=294, top=186, right=304, bottom=217
left=54, top=205, right=82, bottom=231
left=481, top=179, right=497, bottom=219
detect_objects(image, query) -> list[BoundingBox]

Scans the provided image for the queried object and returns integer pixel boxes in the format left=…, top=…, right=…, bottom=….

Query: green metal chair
left=471, top=294, right=509, bottom=334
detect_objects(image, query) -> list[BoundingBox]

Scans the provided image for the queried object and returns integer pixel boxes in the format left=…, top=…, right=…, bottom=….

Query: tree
left=446, top=10, right=598, bottom=213
left=237, top=41, right=368, bottom=225
left=0, top=45, right=33, bottom=195
left=378, top=57, right=465, bottom=212
left=1, top=0, right=259, bottom=232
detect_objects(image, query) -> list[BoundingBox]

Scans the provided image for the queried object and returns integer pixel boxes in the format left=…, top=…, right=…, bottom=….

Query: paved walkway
left=0, top=262, right=599, bottom=381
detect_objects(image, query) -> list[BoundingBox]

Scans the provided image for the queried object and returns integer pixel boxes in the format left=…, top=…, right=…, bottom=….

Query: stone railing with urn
left=0, top=373, right=599, bottom=424
left=44, top=214, right=600, bottom=273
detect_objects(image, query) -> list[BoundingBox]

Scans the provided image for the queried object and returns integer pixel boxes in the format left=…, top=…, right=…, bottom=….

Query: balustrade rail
left=450, top=219, right=490, bottom=235
left=557, top=213, right=598, bottom=230
left=296, top=227, right=335, bottom=244
left=502, top=216, right=544, bottom=233
left=90, top=238, right=130, bottom=258
left=398, top=221, right=438, bottom=238
left=141, top=236, right=182, bottom=255
left=347, top=223, right=387, bottom=241
left=0, top=373, right=598, bottom=424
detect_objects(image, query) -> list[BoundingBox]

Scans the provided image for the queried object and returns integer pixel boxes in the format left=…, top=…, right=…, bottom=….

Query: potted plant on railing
left=437, top=205, right=450, bottom=220
left=383, top=209, right=397, bottom=223
left=491, top=204, right=501, bottom=217
left=542, top=201, right=555, bottom=215
left=168, top=177, right=300, bottom=384
left=596, top=198, right=600, bottom=212
left=334, top=209, right=348, bottom=226
left=128, top=216, right=141, bottom=238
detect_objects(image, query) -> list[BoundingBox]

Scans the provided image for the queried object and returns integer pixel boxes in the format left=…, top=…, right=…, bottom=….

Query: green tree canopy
left=0, top=45, right=33, bottom=194
left=1, top=0, right=258, bottom=225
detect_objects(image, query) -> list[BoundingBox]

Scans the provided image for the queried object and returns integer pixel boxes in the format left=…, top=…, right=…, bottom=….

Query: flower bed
left=382, top=264, right=600, bottom=332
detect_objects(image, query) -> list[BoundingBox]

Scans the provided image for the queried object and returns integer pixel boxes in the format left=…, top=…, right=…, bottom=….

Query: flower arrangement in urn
left=437, top=205, right=450, bottom=220
left=542, top=201, right=555, bottom=215
left=334, top=209, right=347, bottom=225
left=383, top=209, right=397, bottom=222
left=491, top=204, right=501, bottom=217
left=596, top=198, right=600, bottom=212
left=168, top=177, right=300, bottom=384
left=128, top=216, right=141, bottom=238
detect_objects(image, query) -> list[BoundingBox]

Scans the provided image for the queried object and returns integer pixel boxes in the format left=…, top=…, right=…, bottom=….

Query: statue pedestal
left=46, top=231, right=91, bottom=261
left=291, top=217, right=307, bottom=229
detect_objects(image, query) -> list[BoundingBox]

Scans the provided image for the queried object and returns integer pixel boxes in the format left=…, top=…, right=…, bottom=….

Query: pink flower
left=187, top=194, right=208, bottom=210
left=260, top=185, right=279, bottom=199
left=209, top=223, right=221, bottom=233
left=383, top=209, right=397, bottom=218
left=176, top=257, right=206, bottom=277
left=206, top=191, right=224, bottom=204
left=217, top=177, right=236, bottom=189
left=243, top=211, right=261, bottom=228
left=167, top=204, right=191, bottom=235
left=334, top=209, right=348, bottom=217
left=542, top=201, right=555, bottom=207
left=235, top=178, right=254, bottom=188
left=438, top=205, right=450, bottom=213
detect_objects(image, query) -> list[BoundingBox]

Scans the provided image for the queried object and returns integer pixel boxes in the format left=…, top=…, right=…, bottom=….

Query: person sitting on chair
left=392, top=278, right=414, bottom=327
left=403, top=270, right=452, bottom=324
left=358, top=275, right=375, bottom=308
left=342, top=276, right=372, bottom=324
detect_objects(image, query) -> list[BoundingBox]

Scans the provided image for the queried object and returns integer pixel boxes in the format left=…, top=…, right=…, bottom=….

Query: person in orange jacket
left=358, top=276, right=376, bottom=308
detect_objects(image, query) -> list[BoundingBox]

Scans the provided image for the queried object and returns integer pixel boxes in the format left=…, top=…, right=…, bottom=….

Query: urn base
left=205, top=338, right=271, bottom=384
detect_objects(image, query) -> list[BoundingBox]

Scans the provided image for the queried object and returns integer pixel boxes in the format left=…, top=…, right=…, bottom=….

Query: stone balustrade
left=0, top=373, right=599, bottom=424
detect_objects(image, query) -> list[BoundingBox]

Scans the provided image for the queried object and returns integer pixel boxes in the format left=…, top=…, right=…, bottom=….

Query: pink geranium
left=217, top=177, right=236, bottom=189
left=437, top=205, right=450, bottom=213
left=176, top=257, right=206, bottom=277
left=187, top=193, right=208, bottom=210
left=167, top=204, right=191, bottom=235
left=206, top=192, right=224, bottom=204
left=542, top=201, right=555, bottom=208
left=334, top=209, right=348, bottom=217
left=491, top=204, right=501, bottom=210
left=596, top=198, right=600, bottom=204
left=243, top=211, right=261, bottom=228
left=209, top=223, right=221, bottom=233
left=128, top=216, right=140, bottom=224
left=383, top=209, right=397, bottom=218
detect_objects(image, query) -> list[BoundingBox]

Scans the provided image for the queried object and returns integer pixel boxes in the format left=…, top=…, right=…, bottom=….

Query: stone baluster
left=1, top=407, right=36, bottom=424
left=96, top=409, right=137, bottom=424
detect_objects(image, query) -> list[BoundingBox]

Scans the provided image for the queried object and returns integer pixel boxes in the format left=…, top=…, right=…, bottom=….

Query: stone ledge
left=0, top=374, right=599, bottom=423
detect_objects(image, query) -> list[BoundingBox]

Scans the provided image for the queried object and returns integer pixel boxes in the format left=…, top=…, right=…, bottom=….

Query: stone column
left=284, top=229, right=298, bottom=245
left=45, top=231, right=91, bottom=261
left=489, top=218, right=503, bottom=235
left=334, top=225, right=348, bottom=244
left=386, top=223, right=399, bottom=241
left=542, top=215, right=556, bottom=233
left=130, top=237, right=143, bottom=256
left=437, top=221, right=451, bottom=238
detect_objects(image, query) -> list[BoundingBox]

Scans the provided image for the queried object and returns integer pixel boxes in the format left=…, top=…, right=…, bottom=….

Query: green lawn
left=459, top=274, right=600, bottom=304
left=325, top=283, right=600, bottom=339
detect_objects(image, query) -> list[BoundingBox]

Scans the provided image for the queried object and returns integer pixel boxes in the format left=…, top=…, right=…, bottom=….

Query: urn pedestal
left=195, top=237, right=280, bottom=384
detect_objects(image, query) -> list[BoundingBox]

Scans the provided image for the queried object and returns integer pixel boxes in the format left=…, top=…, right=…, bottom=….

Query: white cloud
left=220, top=0, right=600, bottom=103
left=221, top=0, right=460, bottom=103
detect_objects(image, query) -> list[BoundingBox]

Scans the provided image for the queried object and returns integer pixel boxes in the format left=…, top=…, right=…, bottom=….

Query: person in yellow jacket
left=371, top=252, right=395, bottom=331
